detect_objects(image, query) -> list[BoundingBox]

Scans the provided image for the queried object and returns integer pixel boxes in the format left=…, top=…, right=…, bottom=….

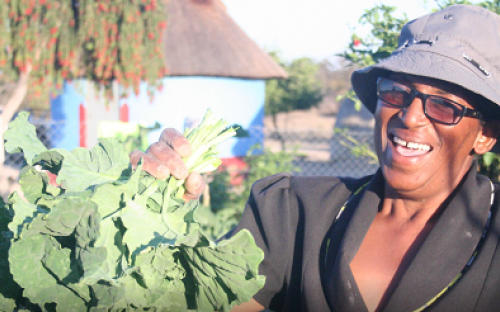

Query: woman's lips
left=391, top=135, right=432, bottom=157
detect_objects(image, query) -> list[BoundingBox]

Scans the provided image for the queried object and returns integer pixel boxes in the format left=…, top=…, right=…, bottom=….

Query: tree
left=265, top=52, right=323, bottom=149
left=0, top=0, right=167, bottom=165
left=336, top=4, right=408, bottom=110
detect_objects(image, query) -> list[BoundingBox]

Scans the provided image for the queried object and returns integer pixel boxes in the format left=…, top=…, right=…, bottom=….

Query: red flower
left=353, top=39, right=361, bottom=47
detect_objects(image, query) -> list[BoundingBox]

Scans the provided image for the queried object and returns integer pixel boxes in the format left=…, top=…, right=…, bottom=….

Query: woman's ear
left=474, top=121, right=500, bottom=155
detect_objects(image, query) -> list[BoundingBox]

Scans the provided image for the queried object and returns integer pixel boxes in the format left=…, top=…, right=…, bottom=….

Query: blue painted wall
left=51, top=81, right=86, bottom=151
left=51, top=77, right=265, bottom=157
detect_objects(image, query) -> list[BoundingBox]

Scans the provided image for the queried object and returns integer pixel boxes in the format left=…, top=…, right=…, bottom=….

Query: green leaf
left=19, top=168, right=60, bottom=204
left=56, top=138, right=131, bottom=192
left=120, top=194, right=175, bottom=259
left=3, top=110, right=265, bottom=311
left=41, top=197, right=96, bottom=237
left=8, top=192, right=48, bottom=238
left=91, top=161, right=143, bottom=218
left=0, top=293, right=16, bottom=312
left=9, top=235, right=88, bottom=311
left=74, top=202, right=116, bottom=284
left=482, top=152, right=496, bottom=167
left=32, top=149, right=67, bottom=174
left=114, top=274, right=187, bottom=311
left=4, top=112, right=48, bottom=166
left=134, top=244, right=185, bottom=288
left=180, top=230, right=266, bottom=312
left=0, top=205, right=22, bottom=307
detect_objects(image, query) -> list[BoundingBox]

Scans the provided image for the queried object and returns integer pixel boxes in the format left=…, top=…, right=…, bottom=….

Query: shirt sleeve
left=225, top=173, right=297, bottom=309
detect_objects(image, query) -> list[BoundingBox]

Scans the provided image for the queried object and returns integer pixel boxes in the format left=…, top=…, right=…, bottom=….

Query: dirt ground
left=262, top=104, right=338, bottom=161
left=263, top=106, right=337, bottom=132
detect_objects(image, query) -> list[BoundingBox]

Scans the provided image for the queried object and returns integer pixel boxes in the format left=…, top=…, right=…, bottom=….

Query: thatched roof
left=163, top=0, right=287, bottom=79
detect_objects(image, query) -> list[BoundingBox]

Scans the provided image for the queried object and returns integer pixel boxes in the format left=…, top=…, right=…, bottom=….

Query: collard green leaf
left=107, top=274, right=187, bottom=311
left=91, top=161, right=143, bottom=218
left=9, top=235, right=88, bottom=311
left=74, top=202, right=112, bottom=284
left=134, top=245, right=185, bottom=288
left=89, top=218, right=126, bottom=282
left=181, top=229, right=266, bottom=312
left=90, top=282, right=126, bottom=311
left=19, top=167, right=61, bottom=204
left=0, top=293, right=16, bottom=312
left=4, top=112, right=48, bottom=166
left=0, top=203, right=22, bottom=308
left=8, top=192, right=48, bottom=238
left=120, top=195, right=175, bottom=259
left=32, top=149, right=67, bottom=175
left=27, top=197, right=96, bottom=237
left=56, top=138, right=131, bottom=192
left=4, top=110, right=264, bottom=311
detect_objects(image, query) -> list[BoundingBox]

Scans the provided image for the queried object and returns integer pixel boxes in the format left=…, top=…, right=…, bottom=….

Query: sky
left=222, top=0, right=441, bottom=64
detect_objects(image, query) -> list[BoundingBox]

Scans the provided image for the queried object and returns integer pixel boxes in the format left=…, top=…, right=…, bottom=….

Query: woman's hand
left=129, top=128, right=205, bottom=201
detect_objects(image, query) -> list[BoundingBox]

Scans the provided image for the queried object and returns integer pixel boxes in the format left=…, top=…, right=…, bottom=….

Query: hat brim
left=351, top=50, right=500, bottom=114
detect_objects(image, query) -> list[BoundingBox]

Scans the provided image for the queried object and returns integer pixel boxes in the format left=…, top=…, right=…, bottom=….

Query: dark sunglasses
left=376, top=77, right=483, bottom=125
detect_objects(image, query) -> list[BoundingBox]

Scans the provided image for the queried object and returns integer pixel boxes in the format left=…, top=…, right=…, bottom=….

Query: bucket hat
left=351, top=4, right=500, bottom=116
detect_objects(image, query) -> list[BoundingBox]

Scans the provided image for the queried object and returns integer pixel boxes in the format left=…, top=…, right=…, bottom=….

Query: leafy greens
left=0, top=110, right=265, bottom=312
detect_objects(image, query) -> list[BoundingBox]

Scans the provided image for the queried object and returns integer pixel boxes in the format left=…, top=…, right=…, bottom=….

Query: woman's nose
left=399, top=96, right=430, bottom=127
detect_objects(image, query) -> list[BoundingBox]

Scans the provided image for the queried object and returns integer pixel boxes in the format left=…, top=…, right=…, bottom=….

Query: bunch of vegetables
left=0, top=110, right=265, bottom=312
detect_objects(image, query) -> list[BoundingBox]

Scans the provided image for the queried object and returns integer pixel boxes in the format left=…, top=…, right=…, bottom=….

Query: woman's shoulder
left=251, top=173, right=374, bottom=203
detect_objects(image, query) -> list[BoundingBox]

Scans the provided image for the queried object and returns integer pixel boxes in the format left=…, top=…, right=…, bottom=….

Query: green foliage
left=337, top=4, right=408, bottom=111
left=478, top=152, right=500, bottom=181
left=265, top=52, right=323, bottom=118
left=339, top=4, right=408, bottom=69
left=334, top=128, right=378, bottom=163
left=198, top=145, right=301, bottom=240
left=0, top=0, right=167, bottom=106
left=242, top=145, right=301, bottom=196
left=114, top=123, right=162, bottom=153
left=0, top=111, right=265, bottom=312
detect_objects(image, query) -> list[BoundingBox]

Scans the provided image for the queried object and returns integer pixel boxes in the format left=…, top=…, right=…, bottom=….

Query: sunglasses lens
left=425, top=98, right=462, bottom=124
left=377, top=78, right=465, bottom=124
left=378, top=80, right=412, bottom=108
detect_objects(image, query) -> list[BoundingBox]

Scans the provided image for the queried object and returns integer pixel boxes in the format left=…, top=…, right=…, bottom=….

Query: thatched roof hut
left=164, top=0, right=288, bottom=79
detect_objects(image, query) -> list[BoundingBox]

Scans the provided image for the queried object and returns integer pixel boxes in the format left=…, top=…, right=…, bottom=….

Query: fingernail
left=178, top=144, right=192, bottom=157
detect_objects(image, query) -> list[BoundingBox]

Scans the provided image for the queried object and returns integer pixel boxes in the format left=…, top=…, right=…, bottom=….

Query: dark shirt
left=230, top=165, right=500, bottom=312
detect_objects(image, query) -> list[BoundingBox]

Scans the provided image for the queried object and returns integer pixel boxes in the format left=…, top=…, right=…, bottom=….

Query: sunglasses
left=376, top=77, right=483, bottom=125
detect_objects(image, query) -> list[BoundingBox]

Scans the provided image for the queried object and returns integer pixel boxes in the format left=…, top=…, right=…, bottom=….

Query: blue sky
left=222, top=0, right=450, bottom=63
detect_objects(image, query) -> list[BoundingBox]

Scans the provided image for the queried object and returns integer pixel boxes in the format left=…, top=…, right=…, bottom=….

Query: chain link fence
left=3, top=121, right=379, bottom=180
left=4, top=119, right=67, bottom=169
left=262, top=128, right=379, bottom=178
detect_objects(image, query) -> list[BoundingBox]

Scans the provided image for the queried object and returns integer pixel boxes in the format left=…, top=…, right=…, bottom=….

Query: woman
left=131, top=5, right=500, bottom=312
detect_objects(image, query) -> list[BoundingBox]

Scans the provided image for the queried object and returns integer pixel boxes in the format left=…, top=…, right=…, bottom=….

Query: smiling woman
left=135, top=4, right=500, bottom=312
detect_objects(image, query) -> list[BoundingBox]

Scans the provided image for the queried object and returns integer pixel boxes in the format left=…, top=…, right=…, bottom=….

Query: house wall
left=51, top=77, right=265, bottom=157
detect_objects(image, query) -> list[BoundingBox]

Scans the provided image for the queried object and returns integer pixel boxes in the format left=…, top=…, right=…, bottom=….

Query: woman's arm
left=230, top=298, right=265, bottom=312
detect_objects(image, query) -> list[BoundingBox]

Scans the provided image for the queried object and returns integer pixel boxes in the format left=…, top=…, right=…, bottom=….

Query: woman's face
left=374, top=74, right=495, bottom=199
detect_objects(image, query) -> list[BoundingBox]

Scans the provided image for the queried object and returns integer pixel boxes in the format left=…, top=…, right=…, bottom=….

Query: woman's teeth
left=393, top=136, right=431, bottom=152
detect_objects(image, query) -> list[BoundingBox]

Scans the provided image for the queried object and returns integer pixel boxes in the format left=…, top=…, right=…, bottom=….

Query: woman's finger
left=183, top=172, right=205, bottom=201
left=146, top=142, right=189, bottom=179
left=130, top=150, right=170, bottom=179
left=159, top=128, right=193, bottom=158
